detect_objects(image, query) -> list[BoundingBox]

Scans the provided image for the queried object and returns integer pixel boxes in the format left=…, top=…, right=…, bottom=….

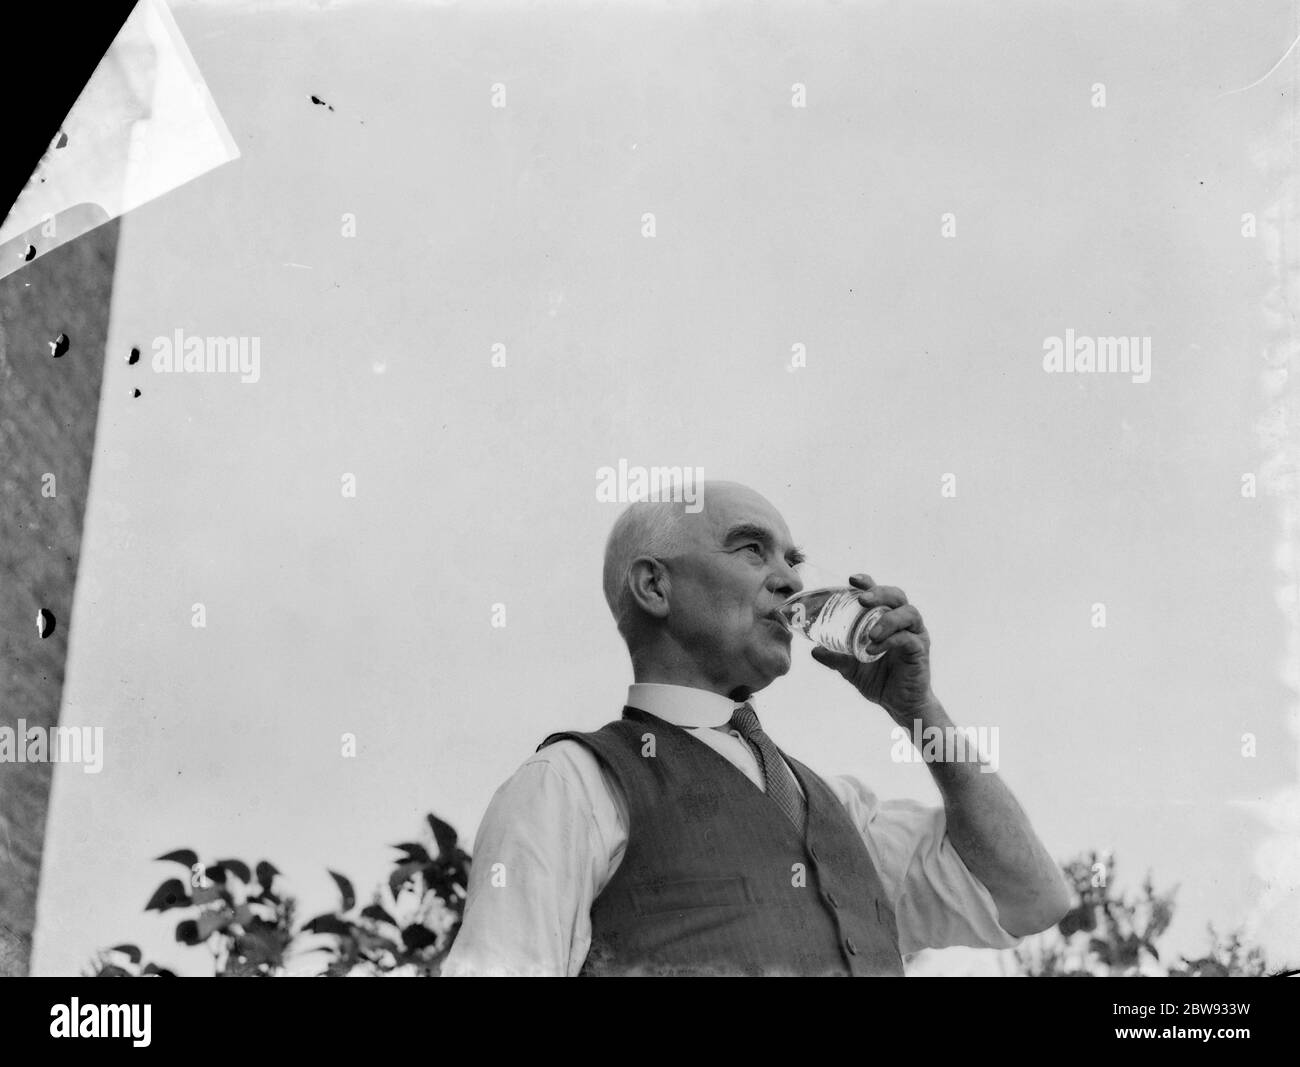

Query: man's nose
left=773, top=559, right=803, bottom=597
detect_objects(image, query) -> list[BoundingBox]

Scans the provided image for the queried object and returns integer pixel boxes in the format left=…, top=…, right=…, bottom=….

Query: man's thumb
left=810, top=645, right=856, bottom=677
left=810, top=646, right=836, bottom=668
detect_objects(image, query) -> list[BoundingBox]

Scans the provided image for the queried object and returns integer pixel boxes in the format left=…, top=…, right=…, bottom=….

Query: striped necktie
left=729, top=703, right=806, bottom=832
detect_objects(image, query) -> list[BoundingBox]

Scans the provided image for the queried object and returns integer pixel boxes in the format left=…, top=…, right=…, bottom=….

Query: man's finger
left=856, top=584, right=908, bottom=609
left=864, top=605, right=925, bottom=647
left=868, top=628, right=930, bottom=659
left=811, top=645, right=858, bottom=675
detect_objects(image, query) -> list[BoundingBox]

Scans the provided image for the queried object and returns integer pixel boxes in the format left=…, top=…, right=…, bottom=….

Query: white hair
left=601, top=498, right=693, bottom=642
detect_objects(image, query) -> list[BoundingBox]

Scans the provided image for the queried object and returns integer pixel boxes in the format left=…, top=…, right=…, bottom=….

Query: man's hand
left=814, top=575, right=1073, bottom=936
left=810, top=574, right=936, bottom=723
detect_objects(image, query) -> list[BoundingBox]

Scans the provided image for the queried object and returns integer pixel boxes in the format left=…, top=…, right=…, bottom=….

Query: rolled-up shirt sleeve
left=827, top=773, right=1021, bottom=956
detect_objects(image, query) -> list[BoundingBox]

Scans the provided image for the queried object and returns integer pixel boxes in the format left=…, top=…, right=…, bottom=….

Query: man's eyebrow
left=723, top=523, right=806, bottom=564
left=722, top=523, right=774, bottom=547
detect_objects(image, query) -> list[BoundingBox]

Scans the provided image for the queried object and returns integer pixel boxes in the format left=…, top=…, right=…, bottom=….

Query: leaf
left=110, top=944, right=142, bottom=964
left=355, top=929, right=399, bottom=954
left=233, top=904, right=256, bottom=926
left=401, top=924, right=439, bottom=951
left=388, top=860, right=425, bottom=898
left=255, top=860, right=280, bottom=890
left=426, top=813, right=458, bottom=855
left=191, top=882, right=222, bottom=906
left=141, top=964, right=176, bottom=977
left=221, top=957, right=261, bottom=977
left=360, top=904, right=397, bottom=926
left=175, top=920, right=202, bottom=946
left=236, top=922, right=287, bottom=968
left=426, top=869, right=461, bottom=901
left=1058, top=904, right=1096, bottom=939
left=392, top=842, right=431, bottom=864
left=197, top=908, right=234, bottom=940
left=328, top=870, right=356, bottom=912
left=145, top=879, right=190, bottom=913
left=303, top=913, right=355, bottom=938
left=96, top=964, right=133, bottom=977
left=155, top=849, right=199, bottom=869
left=1115, top=937, right=1142, bottom=968
left=203, top=864, right=227, bottom=885
left=213, top=859, right=252, bottom=884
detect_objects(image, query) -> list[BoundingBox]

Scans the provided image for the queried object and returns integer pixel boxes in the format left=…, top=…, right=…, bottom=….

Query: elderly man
left=441, top=481, right=1070, bottom=976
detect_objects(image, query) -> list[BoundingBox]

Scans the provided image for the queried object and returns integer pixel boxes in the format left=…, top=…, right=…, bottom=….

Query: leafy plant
left=96, top=830, right=1283, bottom=978
left=89, top=813, right=469, bottom=977
left=1014, top=851, right=1274, bottom=977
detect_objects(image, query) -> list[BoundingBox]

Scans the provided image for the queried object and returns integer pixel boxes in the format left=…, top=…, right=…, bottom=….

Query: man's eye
left=744, top=544, right=764, bottom=556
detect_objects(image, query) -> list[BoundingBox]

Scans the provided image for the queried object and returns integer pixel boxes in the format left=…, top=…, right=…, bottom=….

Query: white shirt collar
left=626, top=682, right=747, bottom=730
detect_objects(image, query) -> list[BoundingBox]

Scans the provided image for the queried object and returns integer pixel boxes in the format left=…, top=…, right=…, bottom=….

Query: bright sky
left=32, top=0, right=1299, bottom=975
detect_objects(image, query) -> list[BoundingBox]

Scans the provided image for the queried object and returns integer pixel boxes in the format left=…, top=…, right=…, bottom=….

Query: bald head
left=602, top=481, right=799, bottom=653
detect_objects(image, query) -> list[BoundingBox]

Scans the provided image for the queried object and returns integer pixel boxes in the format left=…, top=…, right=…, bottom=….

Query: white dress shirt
left=440, top=683, right=1019, bottom=976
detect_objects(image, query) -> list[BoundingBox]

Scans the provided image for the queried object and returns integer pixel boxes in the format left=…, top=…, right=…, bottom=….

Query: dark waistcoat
left=537, top=707, right=904, bottom=976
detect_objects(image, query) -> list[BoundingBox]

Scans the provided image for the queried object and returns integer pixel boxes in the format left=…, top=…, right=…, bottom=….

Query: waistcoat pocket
left=632, top=876, right=755, bottom=916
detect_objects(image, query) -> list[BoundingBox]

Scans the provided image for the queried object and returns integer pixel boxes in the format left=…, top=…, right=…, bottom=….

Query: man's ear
left=626, top=556, right=671, bottom=620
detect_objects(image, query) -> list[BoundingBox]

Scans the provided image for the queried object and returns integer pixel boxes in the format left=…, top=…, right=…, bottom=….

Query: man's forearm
left=909, top=698, right=1072, bottom=937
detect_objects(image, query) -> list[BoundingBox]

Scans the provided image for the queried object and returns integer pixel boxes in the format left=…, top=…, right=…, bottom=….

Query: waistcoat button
left=845, top=936, right=858, bottom=955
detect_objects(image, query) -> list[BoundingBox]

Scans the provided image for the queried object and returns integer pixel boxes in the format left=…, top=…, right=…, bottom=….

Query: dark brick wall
left=0, top=221, right=119, bottom=975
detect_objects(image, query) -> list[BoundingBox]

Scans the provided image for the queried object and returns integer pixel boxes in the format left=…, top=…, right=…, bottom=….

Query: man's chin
left=731, top=649, right=791, bottom=700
